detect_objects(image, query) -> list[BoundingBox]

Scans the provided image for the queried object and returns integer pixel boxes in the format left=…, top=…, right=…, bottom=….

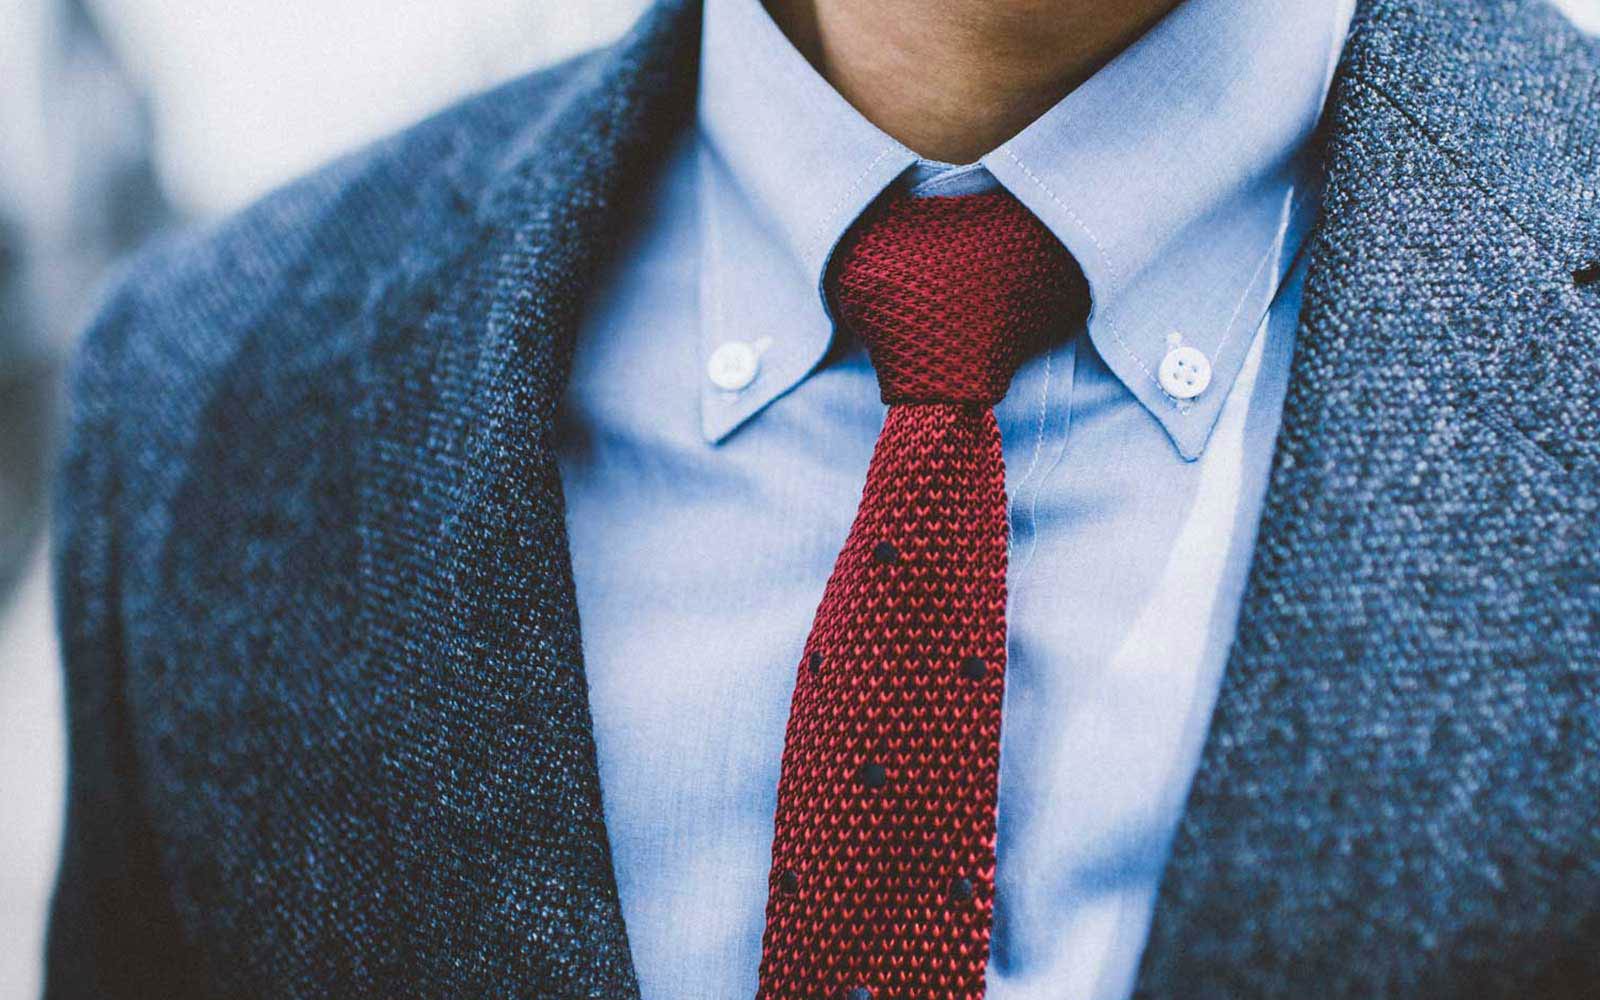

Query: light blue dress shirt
left=555, top=0, right=1355, bottom=997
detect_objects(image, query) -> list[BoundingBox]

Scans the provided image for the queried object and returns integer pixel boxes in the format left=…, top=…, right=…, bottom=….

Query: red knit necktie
left=757, top=189, right=1087, bottom=1000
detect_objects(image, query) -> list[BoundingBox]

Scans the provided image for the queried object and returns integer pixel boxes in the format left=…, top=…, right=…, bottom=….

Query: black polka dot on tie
left=857, top=762, right=887, bottom=790
left=949, top=876, right=974, bottom=902
left=872, top=540, right=899, bottom=565
left=960, top=656, right=987, bottom=681
left=808, top=651, right=823, bottom=674
left=846, top=988, right=872, bottom=1000
left=777, top=870, right=799, bottom=895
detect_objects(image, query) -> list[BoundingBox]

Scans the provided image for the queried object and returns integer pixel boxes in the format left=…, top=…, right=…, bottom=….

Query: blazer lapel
left=349, top=0, right=698, bottom=993
left=1135, top=1, right=1600, bottom=995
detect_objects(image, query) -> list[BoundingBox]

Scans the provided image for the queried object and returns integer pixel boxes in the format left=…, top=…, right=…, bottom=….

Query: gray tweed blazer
left=47, top=0, right=1600, bottom=996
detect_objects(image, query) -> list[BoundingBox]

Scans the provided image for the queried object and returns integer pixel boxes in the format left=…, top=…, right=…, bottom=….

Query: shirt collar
left=981, top=0, right=1356, bottom=458
left=695, top=0, right=917, bottom=440
left=696, top=0, right=1355, bottom=455
left=698, top=0, right=917, bottom=286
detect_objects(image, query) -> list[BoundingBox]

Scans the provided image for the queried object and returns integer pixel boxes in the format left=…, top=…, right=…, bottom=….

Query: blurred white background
left=1, top=1, right=1598, bottom=998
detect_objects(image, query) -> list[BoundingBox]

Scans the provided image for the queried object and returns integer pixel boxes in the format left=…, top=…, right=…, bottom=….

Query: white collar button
left=707, top=341, right=762, bottom=392
left=1159, top=345, right=1212, bottom=400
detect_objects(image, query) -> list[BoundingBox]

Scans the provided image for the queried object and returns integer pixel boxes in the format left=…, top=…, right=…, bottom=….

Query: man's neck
left=767, top=0, right=1183, bottom=163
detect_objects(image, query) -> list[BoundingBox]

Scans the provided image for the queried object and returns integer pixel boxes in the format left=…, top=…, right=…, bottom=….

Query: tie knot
left=830, top=189, right=1086, bottom=406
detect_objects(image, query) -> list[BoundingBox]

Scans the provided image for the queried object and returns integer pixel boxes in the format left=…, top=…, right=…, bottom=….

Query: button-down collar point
left=707, top=340, right=762, bottom=391
left=1159, top=345, right=1212, bottom=399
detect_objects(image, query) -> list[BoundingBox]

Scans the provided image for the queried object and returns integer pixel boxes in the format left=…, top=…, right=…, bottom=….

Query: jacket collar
left=354, top=2, right=700, bottom=994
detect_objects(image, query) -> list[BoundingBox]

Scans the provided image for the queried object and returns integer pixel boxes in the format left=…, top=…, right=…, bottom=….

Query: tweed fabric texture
left=757, top=191, right=1082, bottom=999
left=46, top=4, right=698, bottom=998
left=46, top=0, right=1600, bottom=997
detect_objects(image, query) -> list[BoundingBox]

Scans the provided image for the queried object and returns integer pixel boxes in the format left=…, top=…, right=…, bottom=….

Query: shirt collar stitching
left=805, top=144, right=903, bottom=263
left=1003, top=147, right=1318, bottom=421
left=998, top=146, right=1125, bottom=291
left=1003, top=143, right=1189, bottom=416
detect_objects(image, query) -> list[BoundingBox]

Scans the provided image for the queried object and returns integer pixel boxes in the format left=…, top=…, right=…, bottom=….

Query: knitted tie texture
left=757, top=189, right=1086, bottom=1000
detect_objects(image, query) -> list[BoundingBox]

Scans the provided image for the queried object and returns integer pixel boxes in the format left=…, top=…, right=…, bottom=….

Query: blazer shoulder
left=104, top=48, right=599, bottom=343
left=67, top=48, right=604, bottom=484
left=1346, top=0, right=1600, bottom=255
left=55, top=45, right=625, bottom=591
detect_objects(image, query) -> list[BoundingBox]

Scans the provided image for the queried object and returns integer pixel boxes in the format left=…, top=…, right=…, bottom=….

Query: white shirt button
left=1158, top=345, right=1212, bottom=399
left=707, top=341, right=761, bottom=392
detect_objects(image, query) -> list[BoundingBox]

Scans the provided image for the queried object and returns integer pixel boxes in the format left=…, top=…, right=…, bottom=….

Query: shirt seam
left=1001, top=147, right=1125, bottom=289
left=1206, top=183, right=1315, bottom=377
left=1007, top=348, right=1056, bottom=546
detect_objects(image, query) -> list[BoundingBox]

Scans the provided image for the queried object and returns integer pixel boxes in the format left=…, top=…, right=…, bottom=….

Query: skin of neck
left=767, top=0, right=1184, bottom=164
